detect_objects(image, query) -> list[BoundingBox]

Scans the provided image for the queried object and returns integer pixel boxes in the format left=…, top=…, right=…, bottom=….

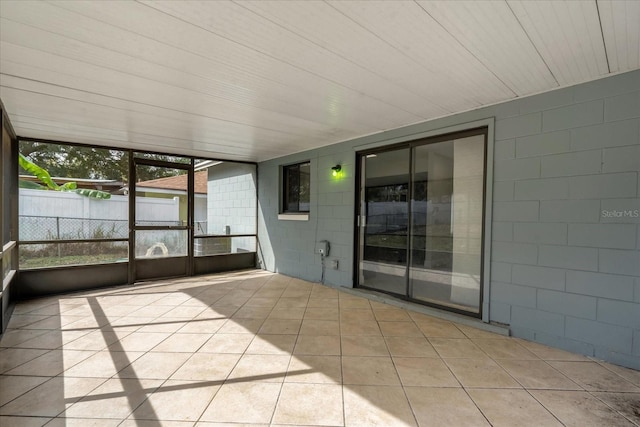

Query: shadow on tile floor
left=1, top=269, right=639, bottom=426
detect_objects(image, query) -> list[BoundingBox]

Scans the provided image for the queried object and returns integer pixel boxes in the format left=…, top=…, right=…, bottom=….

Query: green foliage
left=20, top=141, right=129, bottom=181
left=20, top=141, right=185, bottom=182
left=75, top=188, right=111, bottom=199
left=18, top=153, right=58, bottom=190
left=19, top=153, right=112, bottom=199
left=19, top=180, right=48, bottom=190
left=20, top=223, right=127, bottom=269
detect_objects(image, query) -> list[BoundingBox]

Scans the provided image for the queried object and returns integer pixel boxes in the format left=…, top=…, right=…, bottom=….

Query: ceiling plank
left=508, top=0, right=609, bottom=85
left=0, top=1, right=635, bottom=161
left=416, top=0, right=557, bottom=95
left=47, top=0, right=428, bottom=121
left=328, top=0, right=515, bottom=107
left=138, top=0, right=443, bottom=118
left=237, top=0, right=464, bottom=112
left=0, top=85, right=324, bottom=160
left=598, top=0, right=640, bottom=73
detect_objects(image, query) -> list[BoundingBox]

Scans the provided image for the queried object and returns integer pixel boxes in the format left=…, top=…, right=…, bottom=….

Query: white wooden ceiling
left=1, top=1, right=638, bottom=162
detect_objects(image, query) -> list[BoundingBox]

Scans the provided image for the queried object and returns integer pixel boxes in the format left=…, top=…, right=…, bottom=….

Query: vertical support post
left=56, top=216, right=61, bottom=258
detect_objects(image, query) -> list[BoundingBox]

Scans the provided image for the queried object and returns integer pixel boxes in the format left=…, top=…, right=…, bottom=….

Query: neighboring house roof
left=136, top=170, right=208, bottom=194
left=19, top=175, right=125, bottom=193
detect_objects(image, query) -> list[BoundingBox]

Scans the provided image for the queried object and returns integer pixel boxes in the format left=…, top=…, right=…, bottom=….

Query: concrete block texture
left=491, top=222, right=513, bottom=242
left=493, top=181, right=514, bottom=201
left=542, top=100, right=603, bottom=132
left=514, top=178, right=569, bottom=201
left=600, top=199, right=640, bottom=224
left=532, top=331, right=595, bottom=358
left=494, top=158, right=540, bottom=181
left=491, top=281, right=536, bottom=308
left=570, top=119, right=639, bottom=151
left=494, top=139, right=515, bottom=160
left=539, top=200, right=601, bottom=223
left=489, top=301, right=511, bottom=324
left=541, top=150, right=602, bottom=178
left=574, top=70, right=640, bottom=102
left=596, top=348, right=640, bottom=371
left=565, top=316, right=633, bottom=354
left=538, top=245, right=598, bottom=271
left=491, top=262, right=512, bottom=283
left=569, top=224, right=637, bottom=249
left=568, top=173, right=637, bottom=199
left=566, top=271, right=635, bottom=301
left=519, top=87, right=574, bottom=114
left=537, top=289, right=596, bottom=320
left=491, top=241, right=538, bottom=265
left=596, top=299, right=640, bottom=329
left=512, top=265, right=565, bottom=291
left=514, top=222, right=567, bottom=245
left=515, top=130, right=570, bottom=158
left=604, top=90, right=640, bottom=122
left=599, top=249, right=640, bottom=276
left=602, top=145, right=640, bottom=173
left=510, top=306, right=564, bottom=336
left=493, top=201, right=539, bottom=222
left=494, top=100, right=521, bottom=119
left=495, top=112, right=541, bottom=140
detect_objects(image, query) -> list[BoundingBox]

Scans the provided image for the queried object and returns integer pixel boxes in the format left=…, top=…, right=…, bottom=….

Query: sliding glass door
left=358, top=148, right=410, bottom=295
left=356, top=128, right=487, bottom=316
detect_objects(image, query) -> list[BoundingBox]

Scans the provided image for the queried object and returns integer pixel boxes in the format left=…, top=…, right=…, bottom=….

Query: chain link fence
left=20, top=215, right=129, bottom=241
left=18, top=216, right=208, bottom=241
left=18, top=216, right=250, bottom=268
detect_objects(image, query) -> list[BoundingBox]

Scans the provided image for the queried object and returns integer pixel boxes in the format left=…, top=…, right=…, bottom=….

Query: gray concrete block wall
left=258, top=148, right=355, bottom=286
left=258, top=70, right=640, bottom=369
left=490, top=70, right=640, bottom=369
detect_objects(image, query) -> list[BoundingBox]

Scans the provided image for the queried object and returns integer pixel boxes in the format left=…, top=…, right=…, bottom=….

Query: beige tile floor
left=1, top=270, right=639, bottom=426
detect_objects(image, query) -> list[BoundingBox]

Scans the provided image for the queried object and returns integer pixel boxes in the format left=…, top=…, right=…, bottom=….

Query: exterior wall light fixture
left=331, top=164, right=342, bottom=177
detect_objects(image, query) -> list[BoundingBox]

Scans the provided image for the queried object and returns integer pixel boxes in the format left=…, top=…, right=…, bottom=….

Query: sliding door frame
left=354, top=125, right=490, bottom=319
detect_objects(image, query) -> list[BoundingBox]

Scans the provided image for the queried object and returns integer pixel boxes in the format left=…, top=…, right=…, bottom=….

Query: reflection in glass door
left=358, top=149, right=410, bottom=295
left=357, top=129, right=486, bottom=316
left=409, top=134, right=485, bottom=313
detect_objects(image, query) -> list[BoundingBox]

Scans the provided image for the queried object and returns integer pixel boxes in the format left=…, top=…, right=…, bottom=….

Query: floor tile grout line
left=595, top=359, right=640, bottom=388
left=118, top=273, right=258, bottom=424
left=266, top=275, right=297, bottom=426
left=334, top=282, right=348, bottom=426
left=0, top=374, right=59, bottom=410
left=523, top=386, right=574, bottom=426
left=385, top=324, right=421, bottom=427
left=197, top=274, right=287, bottom=425
left=587, top=387, right=640, bottom=426
left=65, top=296, right=164, bottom=425
left=3, top=271, right=639, bottom=426
left=458, top=385, right=495, bottom=426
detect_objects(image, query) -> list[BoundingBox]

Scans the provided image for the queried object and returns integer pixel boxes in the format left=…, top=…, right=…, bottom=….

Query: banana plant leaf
left=19, top=180, right=48, bottom=190
left=19, top=153, right=58, bottom=190
left=60, top=182, right=77, bottom=191
left=19, top=153, right=111, bottom=199
left=74, top=188, right=111, bottom=199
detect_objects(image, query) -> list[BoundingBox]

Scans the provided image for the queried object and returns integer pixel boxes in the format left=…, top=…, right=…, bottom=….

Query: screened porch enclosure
left=16, top=140, right=258, bottom=297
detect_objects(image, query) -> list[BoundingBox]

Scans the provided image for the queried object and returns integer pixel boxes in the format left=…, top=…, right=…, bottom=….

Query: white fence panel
left=19, top=189, right=180, bottom=241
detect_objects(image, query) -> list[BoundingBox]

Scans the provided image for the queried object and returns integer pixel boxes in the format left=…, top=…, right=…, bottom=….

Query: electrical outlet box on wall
left=315, top=240, right=330, bottom=256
